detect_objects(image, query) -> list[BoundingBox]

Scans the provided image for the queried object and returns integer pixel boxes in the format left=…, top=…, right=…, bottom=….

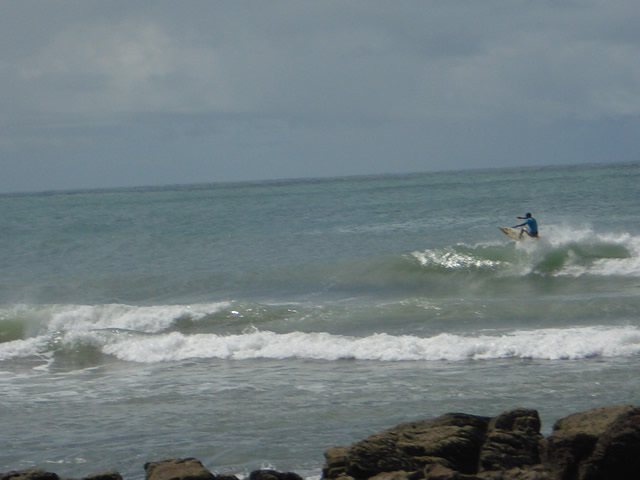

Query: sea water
left=1, top=163, right=640, bottom=479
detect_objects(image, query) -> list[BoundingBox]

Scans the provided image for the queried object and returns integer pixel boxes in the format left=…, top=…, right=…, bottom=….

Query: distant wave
left=412, top=227, right=640, bottom=278
left=244, top=228, right=640, bottom=301
left=0, top=302, right=230, bottom=343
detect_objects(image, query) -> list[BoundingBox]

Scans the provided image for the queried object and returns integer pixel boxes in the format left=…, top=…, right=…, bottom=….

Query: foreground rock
left=323, top=405, right=640, bottom=480
left=145, top=459, right=216, bottom=480
left=546, top=405, right=640, bottom=480
left=0, top=471, right=122, bottom=480
left=322, top=408, right=546, bottom=479
left=2, top=405, right=639, bottom=480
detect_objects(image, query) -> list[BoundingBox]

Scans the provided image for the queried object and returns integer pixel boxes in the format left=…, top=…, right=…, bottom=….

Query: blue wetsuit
left=523, top=217, right=538, bottom=235
left=514, top=215, right=538, bottom=237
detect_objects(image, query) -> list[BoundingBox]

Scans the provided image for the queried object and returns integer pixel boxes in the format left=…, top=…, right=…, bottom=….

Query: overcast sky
left=1, top=1, right=639, bottom=193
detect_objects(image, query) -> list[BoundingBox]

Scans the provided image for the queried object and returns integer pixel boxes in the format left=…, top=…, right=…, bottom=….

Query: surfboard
left=499, top=226, right=524, bottom=241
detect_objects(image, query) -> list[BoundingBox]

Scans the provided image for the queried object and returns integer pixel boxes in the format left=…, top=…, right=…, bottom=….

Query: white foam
left=0, top=336, right=50, bottom=361
left=100, top=325, right=640, bottom=363
left=412, top=249, right=502, bottom=270
left=44, top=302, right=230, bottom=334
left=5, top=320, right=639, bottom=364
left=0, top=302, right=231, bottom=362
left=504, top=225, right=640, bottom=277
left=588, top=234, right=640, bottom=277
left=533, top=225, right=632, bottom=251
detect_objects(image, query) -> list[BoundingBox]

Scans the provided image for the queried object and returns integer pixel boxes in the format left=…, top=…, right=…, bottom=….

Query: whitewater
left=1, top=163, right=640, bottom=479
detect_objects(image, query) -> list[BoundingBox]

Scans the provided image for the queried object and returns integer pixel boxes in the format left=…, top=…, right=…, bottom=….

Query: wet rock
left=323, top=413, right=491, bottom=479
left=0, top=469, right=59, bottom=480
left=369, top=471, right=417, bottom=480
left=547, top=404, right=640, bottom=480
left=424, top=463, right=478, bottom=479
left=248, top=470, right=303, bottom=480
left=144, top=458, right=215, bottom=480
left=323, top=405, right=640, bottom=480
left=479, top=409, right=545, bottom=472
left=81, top=472, right=123, bottom=480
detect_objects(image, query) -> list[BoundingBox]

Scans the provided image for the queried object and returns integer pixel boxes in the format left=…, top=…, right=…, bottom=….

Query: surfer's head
left=525, top=212, right=532, bottom=218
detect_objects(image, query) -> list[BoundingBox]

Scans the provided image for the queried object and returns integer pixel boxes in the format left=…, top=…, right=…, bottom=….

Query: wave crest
left=75, top=325, right=640, bottom=363
left=413, top=227, right=640, bottom=278
left=3, top=324, right=640, bottom=365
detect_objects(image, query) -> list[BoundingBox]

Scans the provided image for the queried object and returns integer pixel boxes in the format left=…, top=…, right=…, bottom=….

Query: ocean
left=1, top=162, right=640, bottom=479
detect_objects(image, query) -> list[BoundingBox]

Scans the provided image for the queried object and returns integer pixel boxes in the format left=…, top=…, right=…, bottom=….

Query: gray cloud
left=1, top=1, right=639, bottom=192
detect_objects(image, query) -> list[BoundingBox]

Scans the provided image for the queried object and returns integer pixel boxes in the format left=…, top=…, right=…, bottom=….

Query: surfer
left=513, top=213, right=538, bottom=238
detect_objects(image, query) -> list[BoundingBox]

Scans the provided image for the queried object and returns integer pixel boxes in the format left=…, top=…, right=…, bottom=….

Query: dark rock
left=248, top=470, right=303, bottom=480
left=323, top=413, right=490, bottom=479
left=144, top=458, right=215, bottom=480
left=369, top=471, right=417, bottom=480
left=491, top=409, right=541, bottom=435
left=477, top=466, right=552, bottom=479
left=323, top=410, right=556, bottom=480
left=547, top=404, right=640, bottom=480
left=424, top=464, right=479, bottom=479
left=323, top=446, right=352, bottom=479
left=82, top=473, right=123, bottom=480
left=0, top=470, right=59, bottom=480
left=479, top=409, right=545, bottom=472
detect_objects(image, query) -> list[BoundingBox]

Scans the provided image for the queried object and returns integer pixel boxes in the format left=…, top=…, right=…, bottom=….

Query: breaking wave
left=2, top=226, right=640, bottom=370
left=1, top=298, right=639, bottom=366
left=2, top=323, right=640, bottom=365
left=412, top=226, right=640, bottom=278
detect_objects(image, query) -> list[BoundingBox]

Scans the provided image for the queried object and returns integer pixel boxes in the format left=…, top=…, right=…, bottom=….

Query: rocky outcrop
left=0, top=470, right=122, bottom=480
left=2, top=405, right=639, bottom=480
left=322, top=408, right=549, bottom=480
left=546, top=405, right=640, bottom=480
left=248, top=470, right=303, bottom=480
left=142, top=460, right=302, bottom=480
left=0, top=469, right=61, bottom=480
left=144, top=458, right=216, bottom=480
left=323, top=412, right=491, bottom=478
left=322, top=405, right=640, bottom=480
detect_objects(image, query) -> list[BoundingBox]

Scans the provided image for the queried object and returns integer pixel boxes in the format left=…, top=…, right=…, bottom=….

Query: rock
left=321, top=404, right=638, bottom=480
left=144, top=458, right=215, bottom=480
left=478, top=409, right=545, bottom=472
left=0, top=469, right=122, bottom=480
left=424, top=464, right=478, bottom=479
left=477, top=466, right=552, bottom=479
left=324, top=447, right=352, bottom=479
left=0, top=470, right=59, bottom=480
left=547, top=404, right=640, bottom=480
left=248, top=470, right=303, bottom=480
left=369, top=471, right=415, bottom=480
left=82, top=473, right=123, bottom=480
left=323, top=413, right=491, bottom=479
left=322, top=410, right=553, bottom=480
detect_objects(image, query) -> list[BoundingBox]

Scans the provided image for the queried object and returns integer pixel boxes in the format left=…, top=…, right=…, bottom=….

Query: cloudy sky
left=1, top=1, right=639, bottom=193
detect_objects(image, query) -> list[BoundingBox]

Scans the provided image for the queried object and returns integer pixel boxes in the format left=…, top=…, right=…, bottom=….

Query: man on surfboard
left=513, top=213, right=538, bottom=238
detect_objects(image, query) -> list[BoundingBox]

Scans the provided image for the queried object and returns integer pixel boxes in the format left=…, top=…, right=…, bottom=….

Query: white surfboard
left=499, top=226, right=524, bottom=241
